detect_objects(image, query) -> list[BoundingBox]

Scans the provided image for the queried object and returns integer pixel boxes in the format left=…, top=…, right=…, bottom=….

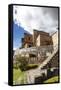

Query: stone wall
left=41, top=51, right=59, bottom=69
left=52, top=31, right=58, bottom=49
left=33, top=29, right=53, bottom=46
left=22, top=33, right=33, bottom=48
left=22, top=30, right=53, bottom=48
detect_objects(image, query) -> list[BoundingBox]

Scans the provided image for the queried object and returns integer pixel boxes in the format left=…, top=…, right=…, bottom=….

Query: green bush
left=14, top=55, right=28, bottom=71
left=13, top=63, right=19, bottom=69
left=19, top=63, right=38, bottom=71
left=18, top=57, right=28, bottom=71
left=14, top=55, right=38, bottom=71
left=26, top=64, right=38, bottom=70
left=44, top=76, right=59, bottom=83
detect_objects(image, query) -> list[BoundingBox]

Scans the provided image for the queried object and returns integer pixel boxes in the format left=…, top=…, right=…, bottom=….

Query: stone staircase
left=38, top=44, right=58, bottom=69
left=26, top=44, right=58, bottom=84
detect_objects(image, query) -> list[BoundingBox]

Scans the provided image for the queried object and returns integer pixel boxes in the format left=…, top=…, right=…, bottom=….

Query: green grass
left=44, top=76, right=59, bottom=83
left=13, top=69, right=23, bottom=81
left=13, top=68, right=27, bottom=85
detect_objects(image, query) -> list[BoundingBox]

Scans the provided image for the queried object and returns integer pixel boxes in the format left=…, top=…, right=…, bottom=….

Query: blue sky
left=13, top=6, right=58, bottom=50
left=13, top=6, right=58, bottom=34
left=13, top=22, right=30, bottom=50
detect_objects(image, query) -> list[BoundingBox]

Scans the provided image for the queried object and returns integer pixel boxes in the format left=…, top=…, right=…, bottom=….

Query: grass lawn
left=13, top=68, right=27, bottom=85
left=13, top=64, right=39, bottom=85
left=44, top=76, right=59, bottom=83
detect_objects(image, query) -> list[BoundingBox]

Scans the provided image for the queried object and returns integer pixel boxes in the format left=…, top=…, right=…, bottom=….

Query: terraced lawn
left=13, top=69, right=27, bottom=85
left=13, top=64, right=39, bottom=85
left=44, top=76, right=59, bottom=83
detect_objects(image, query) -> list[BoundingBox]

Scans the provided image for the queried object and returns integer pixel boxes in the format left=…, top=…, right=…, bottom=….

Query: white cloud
left=13, top=6, right=58, bottom=34
left=13, top=47, right=17, bottom=50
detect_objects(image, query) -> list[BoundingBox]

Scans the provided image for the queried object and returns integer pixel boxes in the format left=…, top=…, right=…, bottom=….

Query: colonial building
left=21, top=29, right=53, bottom=48
left=33, top=30, right=53, bottom=46
left=14, top=30, right=58, bottom=67
left=21, top=33, right=33, bottom=48
left=13, top=30, right=59, bottom=84
left=51, top=31, right=58, bottom=49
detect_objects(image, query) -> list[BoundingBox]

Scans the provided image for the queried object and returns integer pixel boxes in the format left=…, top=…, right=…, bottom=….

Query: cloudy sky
left=13, top=5, right=58, bottom=50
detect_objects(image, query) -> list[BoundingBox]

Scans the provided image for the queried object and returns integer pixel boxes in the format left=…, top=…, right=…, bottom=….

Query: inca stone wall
left=41, top=51, right=59, bottom=69
left=52, top=31, right=58, bottom=49
left=22, top=30, right=53, bottom=48
left=22, top=33, right=33, bottom=48
left=33, top=29, right=53, bottom=46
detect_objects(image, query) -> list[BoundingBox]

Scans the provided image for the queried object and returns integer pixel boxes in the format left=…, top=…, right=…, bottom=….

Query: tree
left=15, top=55, right=28, bottom=71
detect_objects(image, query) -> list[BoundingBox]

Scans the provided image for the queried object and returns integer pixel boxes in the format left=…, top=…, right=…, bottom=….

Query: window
left=29, top=44, right=32, bottom=47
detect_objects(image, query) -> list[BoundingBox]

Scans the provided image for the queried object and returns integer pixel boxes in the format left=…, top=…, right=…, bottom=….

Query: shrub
left=14, top=55, right=28, bottom=71
left=14, top=55, right=38, bottom=71
left=26, top=64, right=38, bottom=70
left=18, top=57, right=28, bottom=71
